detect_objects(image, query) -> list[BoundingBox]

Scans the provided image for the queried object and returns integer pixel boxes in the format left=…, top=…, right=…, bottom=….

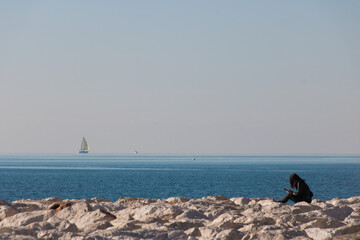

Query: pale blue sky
left=0, top=1, right=359, bottom=153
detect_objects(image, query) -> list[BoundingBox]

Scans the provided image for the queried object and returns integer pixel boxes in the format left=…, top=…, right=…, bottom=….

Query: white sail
left=79, top=137, right=89, bottom=153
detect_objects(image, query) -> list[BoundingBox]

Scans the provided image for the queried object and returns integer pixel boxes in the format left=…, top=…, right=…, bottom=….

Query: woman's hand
left=284, top=188, right=293, bottom=194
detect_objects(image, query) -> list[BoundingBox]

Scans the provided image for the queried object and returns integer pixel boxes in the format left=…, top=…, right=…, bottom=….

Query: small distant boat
left=79, top=137, right=89, bottom=153
left=134, top=151, right=138, bottom=154
left=193, top=157, right=196, bottom=161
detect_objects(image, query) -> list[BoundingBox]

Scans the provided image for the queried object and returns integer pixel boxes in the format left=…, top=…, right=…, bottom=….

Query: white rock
left=292, top=202, right=321, bottom=214
left=132, top=204, right=166, bottom=220
left=115, top=197, right=158, bottom=207
left=185, top=227, right=201, bottom=237
left=258, top=199, right=282, bottom=210
left=0, top=210, right=51, bottom=227
left=48, top=202, right=91, bottom=222
left=0, top=227, right=12, bottom=234
left=137, top=222, right=167, bottom=231
left=230, top=197, right=251, bottom=206
left=57, top=220, right=79, bottom=232
left=90, top=201, right=123, bottom=212
left=214, top=229, right=244, bottom=240
left=11, top=199, right=45, bottom=211
left=347, top=196, right=360, bottom=204
left=328, top=197, right=350, bottom=206
left=28, top=221, right=53, bottom=231
left=332, top=223, right=360, bottom=236
left=132, top=203, right=182, bottom=222
left=167, top=230, right=188, bottom=239
left=324, top=205, right=353, bottom=221
left=0, top=196, right=358, bottom=239
left=202, top=196, right=229, bottom=201
left=0, top=205, right=18, bottom=221
left=209, top=212, right=241, bottom=229
left=166, top=220, right=204, bottom=231
left=167, top=197, right=189, bottom=204
left=175, top=209, right=208, bottom=220
left=71, top=209, right=115, bottom=232
left=9, top=226, right=37, bottom=237
left=301, top=218, right=345, bottom=229
left=199, top=227, right=217, bottom=239
left=305, top=228, right=333, bottom=240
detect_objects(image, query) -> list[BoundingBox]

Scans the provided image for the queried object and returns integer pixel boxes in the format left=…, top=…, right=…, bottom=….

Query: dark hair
left=289, top=173, right=304, bottom=189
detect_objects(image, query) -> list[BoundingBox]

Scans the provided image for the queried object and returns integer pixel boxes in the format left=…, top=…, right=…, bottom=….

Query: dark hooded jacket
left=292, top=179, right=313, bottom=203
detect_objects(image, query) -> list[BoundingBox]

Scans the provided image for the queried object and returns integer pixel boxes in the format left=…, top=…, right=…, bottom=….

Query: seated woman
left=275, top=173, right=313, bottom=204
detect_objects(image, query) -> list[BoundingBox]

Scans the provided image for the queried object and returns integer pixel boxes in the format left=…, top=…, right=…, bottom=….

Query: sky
left=0, top=1, right=359, bottom=154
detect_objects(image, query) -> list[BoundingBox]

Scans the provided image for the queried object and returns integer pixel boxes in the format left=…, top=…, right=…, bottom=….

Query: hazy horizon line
left=0, top=152, right=359, bottom=156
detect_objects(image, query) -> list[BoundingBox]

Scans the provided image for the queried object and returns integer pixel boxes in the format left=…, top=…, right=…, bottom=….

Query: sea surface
left=0, top=154, right=359, bottom=202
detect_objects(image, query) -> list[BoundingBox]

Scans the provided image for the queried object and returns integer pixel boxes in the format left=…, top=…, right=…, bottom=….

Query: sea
left=0, top=154, right=359, bottom=202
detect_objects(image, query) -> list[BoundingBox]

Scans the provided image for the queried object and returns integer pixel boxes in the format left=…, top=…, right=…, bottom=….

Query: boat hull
left=79, top=150, right=89, bottom=153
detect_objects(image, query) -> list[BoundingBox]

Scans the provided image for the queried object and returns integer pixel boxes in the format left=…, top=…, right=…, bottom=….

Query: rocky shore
left=0, top=196, right=359, bottom=240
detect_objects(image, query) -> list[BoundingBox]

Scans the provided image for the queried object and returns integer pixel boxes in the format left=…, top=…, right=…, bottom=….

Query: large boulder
left=0, top=210, right=54, bottom=228
left=0, top=205, right=18, bottom=221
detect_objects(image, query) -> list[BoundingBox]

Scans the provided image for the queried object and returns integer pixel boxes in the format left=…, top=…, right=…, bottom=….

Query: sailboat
left=79, top=137, right=89, bottom=153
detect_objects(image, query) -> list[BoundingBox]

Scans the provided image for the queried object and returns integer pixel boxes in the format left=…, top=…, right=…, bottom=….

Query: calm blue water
left=0, top=154, right=359, bottom=202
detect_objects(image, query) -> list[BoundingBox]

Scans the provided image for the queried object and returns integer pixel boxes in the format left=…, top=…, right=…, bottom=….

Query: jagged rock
left=230, top=197, right=251, bottom=205
left=332, top=223, right=360, bottom=236
left=324, top=205, right=354, bottom=221
left=28, top=221, right=53, bottom=231
left=202, top=196, right=229, bottom=201
left=139, top=222, right=168, bottom=232
left=166, top=197, right=189, bottom=204
left=50, top=202, right=91, bottom=221
left=0, top=226, right=37, bottom=238
left=46, top=201, right=71, bottom=212
left=115, top=197, right=158, bottom=207
left=214, top=229, right=244, bottom=240
left=281, top=229, right=308, bottom=239
left=135, top=229, right=168, bottom=239
left=0, top=205, right=18, bottom=221
left=0, top=200, right=10, bottom=206
left=175, top=209, right=208, bottom=220
left=10, top=202, right=42, bottom=212
left=305, top=228, right=333, bottom=240
left=90, top=201, right=124, bottom=213
left=0, top=227, right=12, bottom=234
left=57, top=220, right=79, bottom=232
left=46, top=202, right=115, bottom=233
left=292, top=201, right=322, bottom=214
left=332, top=232, right=360, bottom=240
left=166, top=220, right=204, bottom=231
left=0, top=235, right=37, bottom=240
left=132, top=203, right=183, bottom=222
left=185, top=227, right=201, bottom=237
left=12, top=197, right=61, bottom=211
left=84, top=197, right=112, bottom=204
left=302, top=218, right=345, bottom=229
left=0, top=210, right=53, bottom=227
left=0, top=196, right=358, bottom=239
left=167, top=230, right=188, bottom=239
left=69, top=209, right=116, bottom=232
left=199, top=227, right=218, bottom=238
left=209, top=212, right=243, bottom=229
left=37, top=230, right=62, bottom=239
